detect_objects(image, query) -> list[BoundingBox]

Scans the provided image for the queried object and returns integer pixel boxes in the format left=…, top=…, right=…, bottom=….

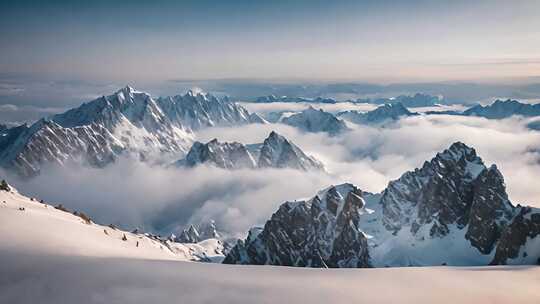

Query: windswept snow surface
left=0, top=188, right=224, bottom=261
left=1, top=251, right=539, bottom=304
left=1, top=187, right=539, bottom=303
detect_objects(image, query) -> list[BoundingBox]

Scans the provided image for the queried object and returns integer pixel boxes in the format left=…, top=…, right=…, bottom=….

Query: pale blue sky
left=1, top=0, right=539, bottom=83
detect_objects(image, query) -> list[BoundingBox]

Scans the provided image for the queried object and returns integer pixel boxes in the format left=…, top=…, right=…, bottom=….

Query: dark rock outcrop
left=465, top=165, right=515, bottom=254
left=381, top=142, right=485, bottom=236
left=223, top=185, right=371, bottom=268
left=225, top=142, right=540, bottom=268
left=491, top=207, right=540, bottom=265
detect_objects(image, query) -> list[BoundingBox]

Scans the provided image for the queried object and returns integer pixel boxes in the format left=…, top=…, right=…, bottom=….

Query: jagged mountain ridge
left=0, top=86, right=263, bottom=176
left=281, top=107, right=348, bottom=135
left=224, top=142, right=540, bottom=267
left=426, top=99, right=540, bottom=121
left=177, top=131, right=324, bottom=171
left=462, top=99, right=540, bottom=119
left=175, top=220, right=221, bottom=244
left=337, top=102, right=418, bottom=125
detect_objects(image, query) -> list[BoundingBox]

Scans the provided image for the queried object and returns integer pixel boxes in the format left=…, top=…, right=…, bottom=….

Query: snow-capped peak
left=0, top=86, right=263, bottom=176
left=282, top=107, right=348, bottom=135
left=225, top=143, right=540, bottom=268
left=177, top=131, right=324, bottom=171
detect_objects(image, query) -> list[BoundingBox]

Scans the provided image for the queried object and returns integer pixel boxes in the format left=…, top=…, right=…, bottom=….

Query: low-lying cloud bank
left=6, top=114, right=540, bottom=238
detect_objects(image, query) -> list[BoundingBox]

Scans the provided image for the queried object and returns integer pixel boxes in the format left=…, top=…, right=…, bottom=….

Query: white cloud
left=6, top=113, right=540, bottom=238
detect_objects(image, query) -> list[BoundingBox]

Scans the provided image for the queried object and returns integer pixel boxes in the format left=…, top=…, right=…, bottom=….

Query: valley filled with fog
left=3, top=92, right=539, bottom=241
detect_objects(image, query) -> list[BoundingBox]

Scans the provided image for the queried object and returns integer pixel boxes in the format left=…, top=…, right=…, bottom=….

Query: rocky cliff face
left=224, top=142, right=539, bottom=268
left=465, top=166, right=515, bottom=254
left=491, top=207, right=540, bottom=265
left=380, top=142, right=488, bottom=236
left=223, top=184, right=371, bottom=267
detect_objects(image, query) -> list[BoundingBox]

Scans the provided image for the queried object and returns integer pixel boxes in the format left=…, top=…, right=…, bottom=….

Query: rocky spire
left=177, top=225, right=200, bottom=243
left=223, top=184, right=371, bottom=268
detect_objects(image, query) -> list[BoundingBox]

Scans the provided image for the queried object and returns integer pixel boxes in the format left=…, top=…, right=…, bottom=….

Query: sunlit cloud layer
left=6, top=112, right=540, bottom=238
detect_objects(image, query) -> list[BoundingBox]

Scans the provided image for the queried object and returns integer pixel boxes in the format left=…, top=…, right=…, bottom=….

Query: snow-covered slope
left=0, top=184, right=225, bottom=262
left=3, top=252, right=539, bottom=304
left=224, top=142, right=540, bottom=267
left=0, top=86, right=262, bottom=176
left=281, top=107, right=348, bottom=135
left=337, top=102, right=417, bottom=125
left=177, top=131, right=325, bottom=171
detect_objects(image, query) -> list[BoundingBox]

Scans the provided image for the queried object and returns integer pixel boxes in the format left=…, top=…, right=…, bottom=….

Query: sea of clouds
left=5, top=102, right=540, bottom=238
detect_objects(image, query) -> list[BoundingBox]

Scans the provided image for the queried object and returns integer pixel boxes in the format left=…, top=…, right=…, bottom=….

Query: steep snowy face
left=182, top=139, right=257, bottom=169
left=257, top=131, right=324, bottom=171
left=0, top=87, right=264, bottom=176
left=463, top=99, right=540, bottom=119
left=0, top=119, right=125, bottom=177
left=281, top=107, right=348, bottom=135
left=338, top=102, right=417, bottom=125
left=53, top=86, right=165, bottom=129
left=156, top=90, right=261, bottom=130
left=225, top=142, right=540, bottom=268
left=223, top=184, right=371, bottom=267
left=177, top=131, right=324, bottom=171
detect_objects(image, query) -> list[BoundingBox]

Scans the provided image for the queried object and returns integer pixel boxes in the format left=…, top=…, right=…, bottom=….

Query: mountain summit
left=0, top=87, right=262, bottom=176
left=224, top=142, right=540, bottom=267
left=177, top=131, right=324, bottom=171
left=338, top=102, right=417, bottom=125
left=282, top=107, right=348, bottom=135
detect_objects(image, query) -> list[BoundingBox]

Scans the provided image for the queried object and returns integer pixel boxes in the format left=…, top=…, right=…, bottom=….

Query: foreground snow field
left=1, top=251, right=539, bottom=304
left=1, top=188, right=539, bottom=303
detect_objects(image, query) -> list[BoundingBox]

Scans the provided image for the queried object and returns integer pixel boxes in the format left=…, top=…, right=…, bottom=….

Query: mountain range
left=224, top=142, right=540, bottom=267
left=249, top=93, right=442, bottom=108
left=426, top=99, right=540, bottom=122
left=176, top=131, right=324, bottom=171
left=281, top=107, right=349, bottom=135
left=0, top=86, right=263, bottom=176
left=337, top=102, right=418, bottom=125
left=253, top=95, right=337, bottom=104
left=462, top=99, right=540, bottom=119
left=357, top=93, right=442, bottom=108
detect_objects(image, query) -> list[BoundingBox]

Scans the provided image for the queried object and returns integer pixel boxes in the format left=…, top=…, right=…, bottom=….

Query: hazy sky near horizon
left=1, top=0, right=539, bottom=84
